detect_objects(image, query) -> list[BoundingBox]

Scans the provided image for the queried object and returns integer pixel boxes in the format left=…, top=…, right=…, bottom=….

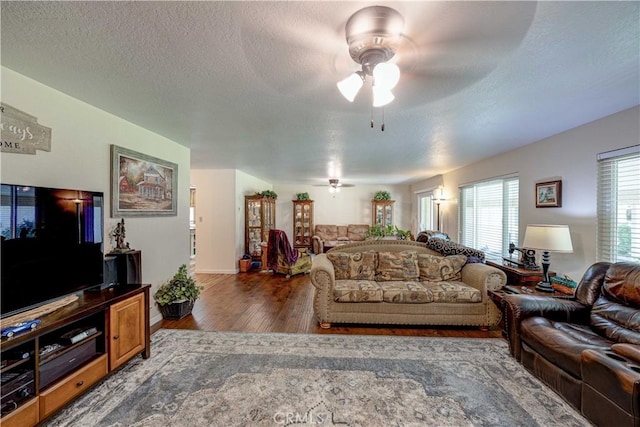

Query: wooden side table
left=485, top=260, right=554, bottom=288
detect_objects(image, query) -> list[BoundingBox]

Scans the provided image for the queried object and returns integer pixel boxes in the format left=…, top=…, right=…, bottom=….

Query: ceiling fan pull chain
left=381, top=107, right=385, bottom=131
left=370, top=107, right=374, bottom=128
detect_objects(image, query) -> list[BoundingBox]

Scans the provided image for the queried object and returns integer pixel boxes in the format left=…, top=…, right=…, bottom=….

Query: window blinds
left=459, top=175, right=519, bottom=259
left=597, top=145, right=640, bottom=263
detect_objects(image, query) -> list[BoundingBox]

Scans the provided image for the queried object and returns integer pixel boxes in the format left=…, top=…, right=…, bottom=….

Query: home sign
left=0, top=102, right=52, bottom=155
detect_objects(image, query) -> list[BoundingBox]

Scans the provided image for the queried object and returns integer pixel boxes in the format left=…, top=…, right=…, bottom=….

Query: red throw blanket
left=267, top=229, right=298, bottom=271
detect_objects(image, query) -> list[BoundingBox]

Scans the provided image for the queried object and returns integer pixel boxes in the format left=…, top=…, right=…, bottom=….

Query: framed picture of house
left=110, top=145, right=178, bottom=217
left=535, top=180, right=562, bottom=208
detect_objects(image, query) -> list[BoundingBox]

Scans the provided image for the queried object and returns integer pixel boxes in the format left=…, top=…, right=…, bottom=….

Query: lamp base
left=535, top=281, right=555, bottom=293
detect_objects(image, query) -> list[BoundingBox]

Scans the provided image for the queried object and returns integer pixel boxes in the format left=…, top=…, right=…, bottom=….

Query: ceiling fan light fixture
left=373, top=63, right=400, bottom=90
left=337, top=71, right=365, bottom=102
left=372, top=85, right=395, bottom=107
left=338, top=5, right=404, bottom=118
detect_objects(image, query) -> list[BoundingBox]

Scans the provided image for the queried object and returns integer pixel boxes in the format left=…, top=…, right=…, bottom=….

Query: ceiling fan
left=238, top=3, right=536, bottom=107
left=313, top=178, right=355, bottom=193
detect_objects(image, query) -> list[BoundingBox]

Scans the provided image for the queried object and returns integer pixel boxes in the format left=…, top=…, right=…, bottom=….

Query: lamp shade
left=337, top=73, right=364, bottom=102
left=372, top=86, right=395, bottom=107
left=522, top=224, right=573, bottom=253
left=373, top=63, right=400, bottom=90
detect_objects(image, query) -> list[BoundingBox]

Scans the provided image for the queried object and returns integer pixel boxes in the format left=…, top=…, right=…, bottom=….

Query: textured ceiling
left=1, top=1, right=638, bottom=186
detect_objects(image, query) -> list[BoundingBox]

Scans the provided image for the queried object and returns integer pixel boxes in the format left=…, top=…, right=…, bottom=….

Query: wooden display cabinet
left=245, top=195, right=276, bottom=261
left=372, top=199, right=394, bottom=227
left=292, top=200, right=314, bottom=250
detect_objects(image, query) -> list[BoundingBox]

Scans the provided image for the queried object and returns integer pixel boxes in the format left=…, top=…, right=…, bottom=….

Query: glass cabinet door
left=372, top=200, right=394, bottom=227
left=292, top=200, right=313, bottom=249
left=245, top=195, right=276, bottom=260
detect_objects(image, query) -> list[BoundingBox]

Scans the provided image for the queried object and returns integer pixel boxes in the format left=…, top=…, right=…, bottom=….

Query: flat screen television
left=1, top=184, right=104, bottom=319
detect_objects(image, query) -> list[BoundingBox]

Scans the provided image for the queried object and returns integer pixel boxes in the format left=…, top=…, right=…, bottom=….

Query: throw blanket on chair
left=267, top=229, right=298, bottom=271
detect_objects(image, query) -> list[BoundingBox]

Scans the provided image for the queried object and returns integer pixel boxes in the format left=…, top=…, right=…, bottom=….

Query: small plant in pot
left=154, top=264, right=202, bottom=320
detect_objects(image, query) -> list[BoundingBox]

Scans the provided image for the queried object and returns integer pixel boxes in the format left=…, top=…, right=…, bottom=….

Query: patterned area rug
left=44, top=330, right=590, bottom=426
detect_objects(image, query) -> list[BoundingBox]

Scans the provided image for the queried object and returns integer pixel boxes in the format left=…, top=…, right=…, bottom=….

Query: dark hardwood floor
left=160, top=267, right=502, bottom=338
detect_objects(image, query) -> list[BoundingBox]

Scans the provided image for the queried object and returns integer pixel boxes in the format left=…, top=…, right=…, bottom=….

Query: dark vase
left=158, top=300, right=195, bottom=320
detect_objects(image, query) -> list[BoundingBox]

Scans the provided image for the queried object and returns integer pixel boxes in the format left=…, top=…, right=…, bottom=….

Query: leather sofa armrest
left=310, top=254, right=335, bottom=325
left=612, top=344, right=640, bottom=363
left=503, top=295, right=589, bottom=360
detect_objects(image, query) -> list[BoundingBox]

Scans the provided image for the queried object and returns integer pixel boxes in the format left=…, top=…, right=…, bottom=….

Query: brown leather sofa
left=504, top=261, right=640, bottom=426
left=312, top=224, right=369, bottom=254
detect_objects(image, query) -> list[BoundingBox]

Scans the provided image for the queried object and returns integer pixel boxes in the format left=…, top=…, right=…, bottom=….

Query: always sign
left=1, top=102, right=51, bottom=155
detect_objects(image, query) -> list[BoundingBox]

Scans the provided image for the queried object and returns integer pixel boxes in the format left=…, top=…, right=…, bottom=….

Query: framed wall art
left=111, top=145, right=178, bottom=217
left=535, top=180, right=562, bottom=208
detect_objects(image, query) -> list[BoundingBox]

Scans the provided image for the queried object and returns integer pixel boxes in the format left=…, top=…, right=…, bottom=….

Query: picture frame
left=111, top=145, right=178, bottom=217
left=535, top=180, right=562, bottom=208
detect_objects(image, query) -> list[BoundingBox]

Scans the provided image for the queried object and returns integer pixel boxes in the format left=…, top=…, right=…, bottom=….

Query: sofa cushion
left=421, top=281, right=482, bottom=303
left=315, top=225, right=338, bottom=241
left=375, top=250, right=419, bottom=281
left=333, top=280, right=382, bottom=302
left=417, top=254, right=467, bottom=281
left=327, top=251, right=377, bottom=280
left=380, top=281, right=433, bottom=303
left=425, top=238, right=485, bottom=261
left=347, top=224, right=369, bottom=241
left=602, top=262, right=640, bottom=307
left=337, top=225, right=348, bottom=239
left=520, top=317, right=614, bottom=378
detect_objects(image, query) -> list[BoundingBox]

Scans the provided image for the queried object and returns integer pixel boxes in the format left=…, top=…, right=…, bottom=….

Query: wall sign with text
left=0, top=102, right=52, bottom=155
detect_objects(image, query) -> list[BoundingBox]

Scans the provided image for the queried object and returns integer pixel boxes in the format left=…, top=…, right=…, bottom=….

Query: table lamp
left=522, top=224, right=573, bottom=292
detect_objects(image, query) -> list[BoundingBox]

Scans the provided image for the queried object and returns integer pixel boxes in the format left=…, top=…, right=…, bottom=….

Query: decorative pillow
left=375, top=251, right=419, bottom=281
left=315, top=225, right=337, bottom=241
left=416, top=230, right=451, bottom=243
left=327, top=251, right=377, bottom=280
left=425, top=238, right=485, bottom=261
left=347, top=224, right=369, bottom=241
left=417, top=254, right=467, bottom=281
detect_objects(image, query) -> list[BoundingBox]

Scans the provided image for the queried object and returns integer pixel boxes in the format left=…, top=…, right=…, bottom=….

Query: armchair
left=267, top=229, right=311, bottom=278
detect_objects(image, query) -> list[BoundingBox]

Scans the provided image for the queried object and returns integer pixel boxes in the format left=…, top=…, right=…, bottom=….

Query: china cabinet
left=245, top=195, right=276, bottom=260
left=372, top=199, right=394, bottom=227
left=292, top=200, right=314, bottom=250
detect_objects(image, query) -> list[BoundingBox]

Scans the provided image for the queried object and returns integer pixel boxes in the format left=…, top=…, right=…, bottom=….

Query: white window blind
left=597, top=145, right=640, bottom=263
left=459, top=175, right=519, bottom=259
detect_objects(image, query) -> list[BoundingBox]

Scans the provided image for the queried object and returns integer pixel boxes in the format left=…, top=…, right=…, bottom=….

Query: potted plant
left=394, top=226, right=412, bottom=240
left=154, top=264, right=202, bottom=320
left=373, top=190, right=391, bottom=200
left=366, top=224, right=397, bottom=240
left=296, top=192, right=310, bottom=201
left=257, top=190, right=278, bottom=199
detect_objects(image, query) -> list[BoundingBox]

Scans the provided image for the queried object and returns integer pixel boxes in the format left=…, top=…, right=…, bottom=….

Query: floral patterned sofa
left=310, top=240, right=506, bottom=329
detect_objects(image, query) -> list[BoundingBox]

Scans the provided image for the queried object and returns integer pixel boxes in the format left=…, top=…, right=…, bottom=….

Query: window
left=459, top=175, right=519, bottom=260
left=597, top=145, right=640, bottom=263
left=416, top=191, right=434, bottom=232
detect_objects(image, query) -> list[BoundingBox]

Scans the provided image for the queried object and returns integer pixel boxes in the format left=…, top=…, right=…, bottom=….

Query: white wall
left=1, top=67, right=191, bottom=325
left=190, top=169, right=238, bottom=273
left=190, top=168, right=272, bottom=273
left=411, top=106, right=640, bottom=281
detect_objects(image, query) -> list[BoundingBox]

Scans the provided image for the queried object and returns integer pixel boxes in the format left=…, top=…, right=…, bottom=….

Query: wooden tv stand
left=1, top=284, right=150, bottom=427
